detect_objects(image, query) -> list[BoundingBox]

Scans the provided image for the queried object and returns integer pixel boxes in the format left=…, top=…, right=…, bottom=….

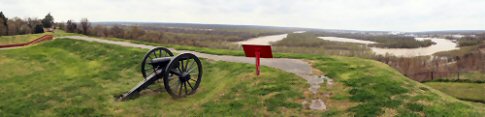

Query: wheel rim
left=141, top=47, right=173, bottom=79
left=164, top=53, right=203, bottom=98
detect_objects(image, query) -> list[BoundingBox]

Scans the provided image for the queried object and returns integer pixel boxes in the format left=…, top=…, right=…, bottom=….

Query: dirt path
left=62, top=36, right=329, bottom=110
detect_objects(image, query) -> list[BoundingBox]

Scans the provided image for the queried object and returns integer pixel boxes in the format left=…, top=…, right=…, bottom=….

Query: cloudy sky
left=1, top=0, right=484, bottom=31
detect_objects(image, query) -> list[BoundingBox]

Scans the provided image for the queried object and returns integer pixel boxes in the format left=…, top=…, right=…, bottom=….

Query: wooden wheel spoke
left=179, top=60, right=185, bottom=71
left=187, top=80, right=194, bottom=90
left=187, top=65, right=197, bottom=73
left=184, top=59, right=190, bottom=71
left=151, top=51, right=157, bottom=58
left=158, top=49, right=162, bottom=57
left=178, top=81, right=183, bottom=96
left=177, top=63, right=183, bottom=73
left=189, top=68, right=199, bottom=76
left=187, top=60, right=196, bottom=72
left=190, top=78, right=197, bottom=82
left=169, top=79, right=178, bottom=90
left=184, top=82, right=188, bottom=94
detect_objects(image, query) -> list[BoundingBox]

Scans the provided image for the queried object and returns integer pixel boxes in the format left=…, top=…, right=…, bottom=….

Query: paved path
left=62, top=36, right=328, bottom=110
left=63, top=36, right=316, bottom=80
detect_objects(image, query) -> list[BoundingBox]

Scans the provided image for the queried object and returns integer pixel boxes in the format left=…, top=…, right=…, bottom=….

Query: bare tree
left=66, top=20, right=77, bottom=33
left=127, top=26, right=145, bottom=39
left=110, top=25, right=124, bottom=38
left=27, top=18, right=40, bottom=33
left=92, top=25, right=109, bottom=37
left=79, top=18, right=91, bottom=35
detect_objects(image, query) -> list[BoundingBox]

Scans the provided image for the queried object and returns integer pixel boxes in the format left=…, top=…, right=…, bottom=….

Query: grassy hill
left=313, top=56, right=484, bottom=116
left=0, top=33, right=484, bottom=116
left=105, top=33, right=485, bottom=116
left=0, top=39, right=312, bottom=116
left=425, top=82, right=485, bottom=104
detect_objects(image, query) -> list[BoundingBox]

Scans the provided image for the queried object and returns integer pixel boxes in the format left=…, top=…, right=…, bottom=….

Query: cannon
left=118, top=47, right=203, bottom=100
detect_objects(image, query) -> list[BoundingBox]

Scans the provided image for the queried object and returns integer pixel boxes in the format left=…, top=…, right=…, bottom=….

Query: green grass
left=51, top=30, right=83, bottom=37
left=58, top=33, right=485, bottom=116
left=312, top=56, right=485, bottom=116
left=6, top=32, right=484, bottom=116
left=436, top=71, right=485, bottom=82
left=0, top=33, right=49, bottom=45
left=0, top=39, right=311, bottom=116
left=425, top=82, right=485, bottom=103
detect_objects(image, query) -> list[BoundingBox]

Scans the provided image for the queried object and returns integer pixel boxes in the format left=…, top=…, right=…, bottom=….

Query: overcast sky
left=1, top=0, right=484, bottom=31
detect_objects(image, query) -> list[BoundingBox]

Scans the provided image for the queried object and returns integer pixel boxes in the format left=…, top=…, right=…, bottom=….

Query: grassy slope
left=433, top=71, right=485, bottom=82
left=430, top=40, right=485, bottom=105
left=60, top=31, right=485, bottom=116
left=425, top=82, right=485, bottom=103
left=313, top=56, right=485, bottom=116
left=0, top=33, right=49, bottom=44
left=0, top=39, right=312, bottom=116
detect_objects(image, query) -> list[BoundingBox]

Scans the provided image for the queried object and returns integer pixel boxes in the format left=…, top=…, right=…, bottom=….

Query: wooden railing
left=0, top=35, right=53, bottom=48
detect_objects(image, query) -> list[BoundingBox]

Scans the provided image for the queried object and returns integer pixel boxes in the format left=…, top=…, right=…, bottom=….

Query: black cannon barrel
left=149, top=57, right=171, bottom=65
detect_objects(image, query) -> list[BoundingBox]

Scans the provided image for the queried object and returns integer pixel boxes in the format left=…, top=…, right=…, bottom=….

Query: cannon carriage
left=119, top=47, right=203, bottom=100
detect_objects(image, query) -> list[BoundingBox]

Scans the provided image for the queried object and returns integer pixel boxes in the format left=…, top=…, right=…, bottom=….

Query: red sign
left=242, top=44, right=273, bottom=76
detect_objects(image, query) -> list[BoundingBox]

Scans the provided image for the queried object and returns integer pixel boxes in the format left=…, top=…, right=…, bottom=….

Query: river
left=370, top=38, right=458, bottom=57
left=236, top=34, right=288, bottom=45
left=236, top=31, right=307, bottom=45
left=239, top=33, right=457, bottom=57
left=318, top=37, right=376, bottom=44
left=319, top=36, right=458, bottom=57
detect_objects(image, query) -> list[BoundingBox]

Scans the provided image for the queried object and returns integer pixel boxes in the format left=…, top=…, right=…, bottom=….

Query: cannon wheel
left=141, top=47, right=174, bottom=79
left=163, top=53, right=203, bottom=98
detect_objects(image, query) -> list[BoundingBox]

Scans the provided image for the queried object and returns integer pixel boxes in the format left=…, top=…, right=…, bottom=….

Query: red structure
left=0, top=35, right=53, bottom=48
left=242, top=44, right=273, bottom=76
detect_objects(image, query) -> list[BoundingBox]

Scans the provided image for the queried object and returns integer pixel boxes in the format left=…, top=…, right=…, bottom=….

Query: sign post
left=242, top=44, right=273, bottom=76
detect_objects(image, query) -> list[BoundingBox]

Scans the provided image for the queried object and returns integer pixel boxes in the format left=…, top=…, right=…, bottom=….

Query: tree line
left=0, top=12, right=54, bottom=36
left=61, top=19, right=285, bottom=50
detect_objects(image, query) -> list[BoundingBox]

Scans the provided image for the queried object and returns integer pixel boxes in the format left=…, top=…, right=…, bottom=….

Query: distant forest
left=60, top=20, right=292, bottom=50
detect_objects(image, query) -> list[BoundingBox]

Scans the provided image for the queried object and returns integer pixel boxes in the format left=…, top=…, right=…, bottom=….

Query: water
left=236, top=31, right=306, bottom=45
left=371, top=38, right=458, bottom=57
left=319, top=37, right=376, bottom=44
left=236, top=34, right=288, bottom=45
left=318, top=37, right=458, bottom=57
